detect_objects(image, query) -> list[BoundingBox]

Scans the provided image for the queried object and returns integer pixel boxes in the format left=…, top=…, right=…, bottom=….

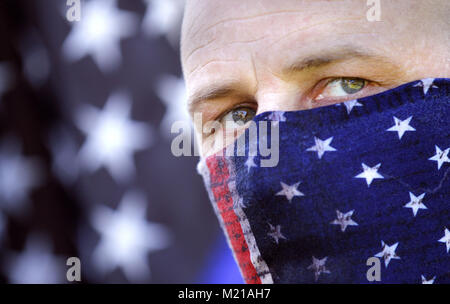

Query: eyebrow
left=282, top=48, right=377, bottom=75
left=188, top=47, right=396, bottom=112
left=188, top=81, right=251, bottom=114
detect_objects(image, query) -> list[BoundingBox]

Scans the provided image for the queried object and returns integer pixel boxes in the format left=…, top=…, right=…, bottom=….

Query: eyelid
left=207, top=77, right=379, bottom=127
left=310, top=77, right=380, bottom=104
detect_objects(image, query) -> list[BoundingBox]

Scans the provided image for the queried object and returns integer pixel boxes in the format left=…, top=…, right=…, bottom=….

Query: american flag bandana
left=197, top=78, right=449, bottom=284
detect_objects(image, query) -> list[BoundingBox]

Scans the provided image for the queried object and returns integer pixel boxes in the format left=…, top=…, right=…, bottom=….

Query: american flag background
left=0, top=0, right=243, bottom=284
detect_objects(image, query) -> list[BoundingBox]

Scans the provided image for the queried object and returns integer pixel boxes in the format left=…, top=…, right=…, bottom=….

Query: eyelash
left=310, top=77, right=375, bottom=103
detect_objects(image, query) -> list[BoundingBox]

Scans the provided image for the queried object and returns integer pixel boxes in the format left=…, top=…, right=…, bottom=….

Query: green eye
left=229, top=107, right=256, bottom=124
left=340, top=78, right=366, bottom=94
left=317, top=77, right=370, bottom=101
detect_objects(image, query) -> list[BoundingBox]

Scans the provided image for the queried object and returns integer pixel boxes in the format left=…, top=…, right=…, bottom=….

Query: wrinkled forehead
left=182, top=1, right=369, bottom=82
left=181, top=0, right=446, bottom=90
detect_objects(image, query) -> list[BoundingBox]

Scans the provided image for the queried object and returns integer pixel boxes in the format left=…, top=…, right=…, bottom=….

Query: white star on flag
left=142, top=0, right=185, bottom=46
left=62, top=0, right=138, bottom=72
left=307, top=256, right=330, bottom=282
left=374, top=241, right=400, bottom=267
left=306, top=136, right=337, bottom=159
left=276, top=181, right=305, bottom=203
left=155, top=74, right=189, bottom=138
left=413, top=78, right=438, bottom=95
left=403, top=192, right=427, bottom=217
left=75, top=91, right=153, bottom=183
left=330, top=210, right=358, bottom=232
left=386, top=116, right=415, bottom=139
left=339, top=99, right=362, bottom=114
left=354, top=163, right=384, bottom=187
left=428, top=145, right=450, bottom=170
left=6, top=234, right=65, bottom=284
left=0, top=137, right=42, bottom=214
left=267, top=223, right=287, bottom=244
left=438, top=228, right=450, bottom=253
left=421, top=275, right=436, bottom=284
left=90, top=190, right=171, bottom=282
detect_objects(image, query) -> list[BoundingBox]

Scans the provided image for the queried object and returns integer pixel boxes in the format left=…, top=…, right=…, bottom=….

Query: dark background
left=0, top=0, right=242, bottom=283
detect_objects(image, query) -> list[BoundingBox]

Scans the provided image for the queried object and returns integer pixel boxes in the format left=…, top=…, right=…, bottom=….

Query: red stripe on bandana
left=206, top=155, right=262, bottom=284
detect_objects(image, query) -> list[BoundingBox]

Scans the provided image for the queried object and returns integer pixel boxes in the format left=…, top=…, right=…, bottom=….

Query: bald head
left=181, top=0, right=449, bottom=155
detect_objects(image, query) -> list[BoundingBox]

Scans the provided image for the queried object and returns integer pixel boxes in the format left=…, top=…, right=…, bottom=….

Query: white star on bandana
left=421, top=275, right=436, bottom=284
left=386, top=116, right=416, bottom=139
left=307, top=256, right=330, bottom=282
left=306, top=136, right=337, bottom=159
left=267, top=223, right=287, bottom=244
left=413, top=78, right=438, bottom=95
left=276, top=181, right=305, bottom=203
left=438, top=228, right=450, bottom=253
left=355, top=163, right=384, bottom=187
left=403, top=192, right=427, bottom=217
left=428, top=145, right=450, bottom=170
left=330, top=210, right=358, bottom=232
left=374, top=241, right=400, bottom=267
left=340, top=99, right=362, bottom=114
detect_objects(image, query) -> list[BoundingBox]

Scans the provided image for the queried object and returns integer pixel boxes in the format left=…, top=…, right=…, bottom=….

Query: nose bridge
left=252, top=60, right=302, bottom=114
left=252, top=50, right=308, bottom=114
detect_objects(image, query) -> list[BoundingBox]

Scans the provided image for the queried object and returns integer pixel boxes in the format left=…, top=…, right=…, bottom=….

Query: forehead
left=183, top=1, right=366, bottom=74
left=181, top=0, right=430, bottom=92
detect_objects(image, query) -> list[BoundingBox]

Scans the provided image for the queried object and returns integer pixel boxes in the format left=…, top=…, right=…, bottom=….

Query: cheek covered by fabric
left=197, top=78, right=449, bottom=284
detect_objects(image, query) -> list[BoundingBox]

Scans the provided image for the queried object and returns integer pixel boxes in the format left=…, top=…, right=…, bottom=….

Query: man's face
left=181, top=0, right=449, bottom=156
